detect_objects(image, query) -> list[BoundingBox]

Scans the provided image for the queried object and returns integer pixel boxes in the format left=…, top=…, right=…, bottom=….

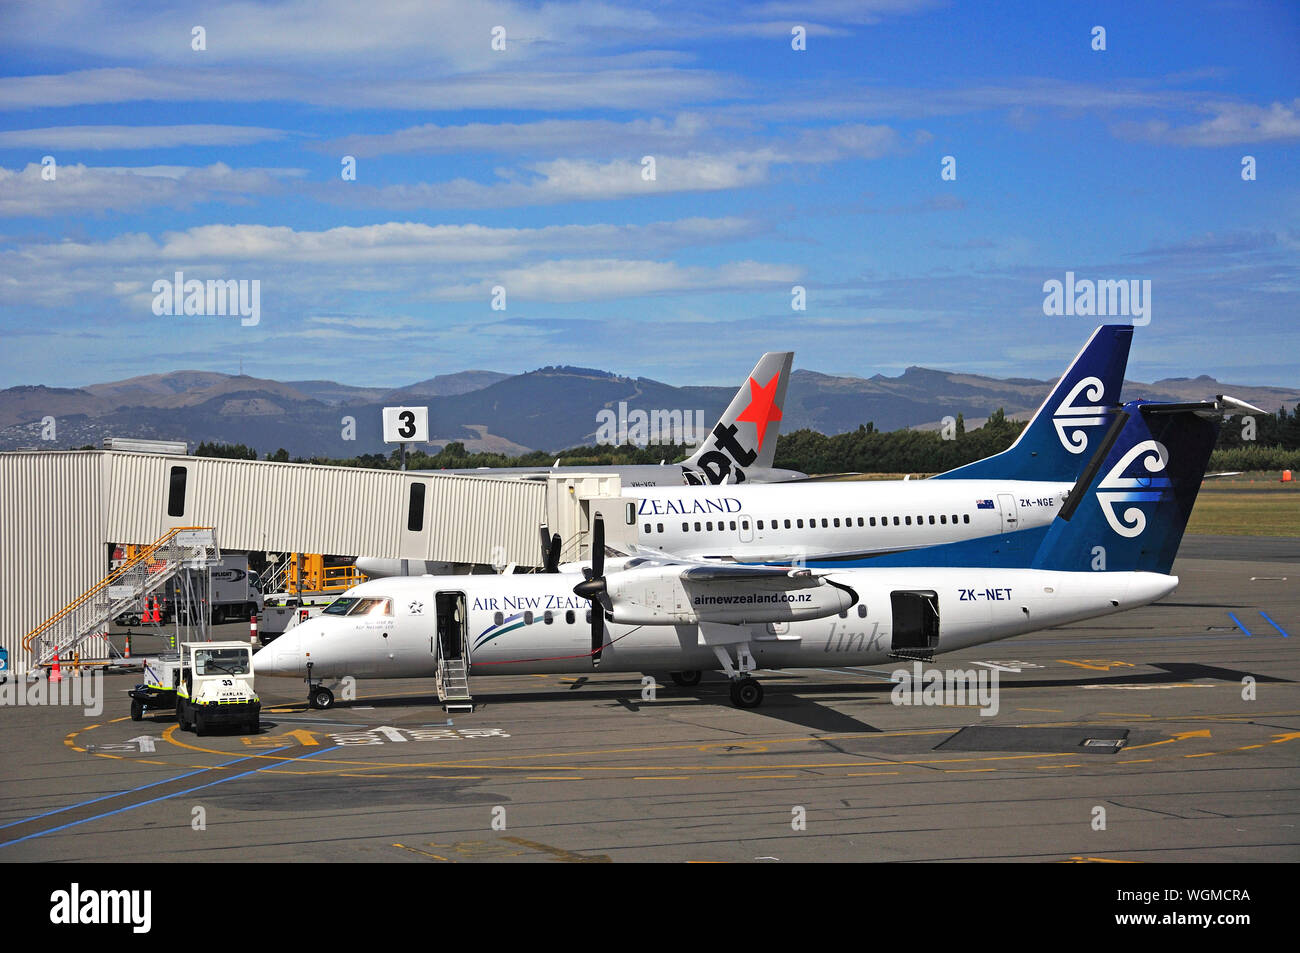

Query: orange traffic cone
left=50, top=649, right=62, bottom=683
left=124, top=632, right=132, bottom=659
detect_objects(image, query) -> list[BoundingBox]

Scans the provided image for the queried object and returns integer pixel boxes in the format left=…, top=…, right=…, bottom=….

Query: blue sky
left=0, top=0, right=1296, bottom=391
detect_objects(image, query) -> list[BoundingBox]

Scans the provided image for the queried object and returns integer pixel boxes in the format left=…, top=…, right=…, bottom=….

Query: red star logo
left=735, top=372, right=784, bottom=452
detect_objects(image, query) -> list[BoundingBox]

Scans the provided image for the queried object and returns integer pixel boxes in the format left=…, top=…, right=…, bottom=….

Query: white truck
left=129, top=641, right=261, bottom=735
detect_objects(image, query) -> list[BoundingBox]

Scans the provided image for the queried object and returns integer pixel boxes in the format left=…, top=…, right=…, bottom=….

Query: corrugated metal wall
left=2, top=451, right=547, bottom=667
left=1, top=453, right=109, bottom=669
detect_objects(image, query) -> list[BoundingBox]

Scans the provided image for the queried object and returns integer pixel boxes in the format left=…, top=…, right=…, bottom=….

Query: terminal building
left=1, top=447, right=628, bottom=675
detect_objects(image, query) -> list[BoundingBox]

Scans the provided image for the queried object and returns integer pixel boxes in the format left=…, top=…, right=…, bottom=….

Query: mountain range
left=2, top=364, right=1296, bottom=459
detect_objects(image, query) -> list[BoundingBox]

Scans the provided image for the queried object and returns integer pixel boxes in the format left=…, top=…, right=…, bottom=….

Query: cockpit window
left=324, top=597, right=358, bottom=616
left=324, top=597, right=391, bottom=617
left=351, top=598, right=392, bottom=616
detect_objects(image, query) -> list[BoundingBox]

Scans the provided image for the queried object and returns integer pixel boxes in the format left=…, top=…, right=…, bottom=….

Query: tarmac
left=1, top=535, right=1295, bottom=863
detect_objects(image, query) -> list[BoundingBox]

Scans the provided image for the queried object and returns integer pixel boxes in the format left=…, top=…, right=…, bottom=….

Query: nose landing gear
left=309, top=685, right=334, bottom=710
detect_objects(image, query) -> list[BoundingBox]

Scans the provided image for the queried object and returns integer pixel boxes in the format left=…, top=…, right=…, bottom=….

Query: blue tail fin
left=934, top=324, right=1133, bottom=482
left=1030, top=400, right=1220, bottom=574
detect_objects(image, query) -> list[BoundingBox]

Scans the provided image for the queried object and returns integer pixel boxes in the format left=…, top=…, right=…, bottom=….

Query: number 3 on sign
left=382, top=406, right=429, bottom=443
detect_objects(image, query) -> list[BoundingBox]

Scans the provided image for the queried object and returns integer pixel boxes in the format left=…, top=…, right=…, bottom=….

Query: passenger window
left=524, top=611, right=534, bottom=625
left=963, top=514, right=971, bottom=524
left=706, top=521, right=713, bottom=531
left=544, top=610, right=553, bottom=625
left=657, top=523, right=664, bottom=533
left=644, top=523, right=651, bottom=533
left=869, top=517, right=876, bottom=527
left=730, top=521, right=737, bottom=531
left=893, top=517, right=900, bottom=526
left=494, top=611, right=503, bottom=626
left=682, top=522, right=689, bottom=532
left=585, top=609, right=592, bottom=623
left=566, top=610, right=575, bottom=624
left=929, top=515, right=935, bottom=525
left=694, top=522, right=701, bottom=532
left=857, top=605, right=867, bottom=618
left=833, top=518, right=840, bottom=528
left=784, top=519, right=791, bottom=529
left=857, top=517, right=864, bottom=527
left=941, top=515, right=947, bottom=524
left=797, top=519, right=804, bottom=528
left=905, top=516, right=912, bottom=525
left=821, top=519, right=828, bottom=528
left=757, top=520, right=764, bottom=530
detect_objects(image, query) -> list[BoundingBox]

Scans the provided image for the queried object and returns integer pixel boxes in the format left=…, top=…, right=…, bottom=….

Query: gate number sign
left=382, top=406, right=429, bottom=444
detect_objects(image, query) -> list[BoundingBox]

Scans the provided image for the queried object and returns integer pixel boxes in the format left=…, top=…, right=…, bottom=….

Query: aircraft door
left=434, top=591, right=468, bottom=663
left=738, top=515, right=754, bottom=543
left=889, top=590, right=940, bottom=659
left=997, top=493, right=1019, bottom=534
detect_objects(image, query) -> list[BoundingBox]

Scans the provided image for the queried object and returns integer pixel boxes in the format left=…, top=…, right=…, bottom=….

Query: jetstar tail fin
left=683, top=351, right=793, bottom=483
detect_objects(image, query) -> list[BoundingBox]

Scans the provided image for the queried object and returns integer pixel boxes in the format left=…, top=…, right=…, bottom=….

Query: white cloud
left=0, top=162, right=304, bottom=217
left=1112, top=99, right=1300, bottom=147
left=0, top=125, right=288, bottom=150
left=433, top=258, right=802, bottom=301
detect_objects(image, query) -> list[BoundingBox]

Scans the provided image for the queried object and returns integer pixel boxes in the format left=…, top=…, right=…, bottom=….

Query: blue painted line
left=1259, top=611, right=1290, bottom=638
left=0, top=745, right=336, bottom=848
left=1228, top=612, right=1253, bottom=637
left=0, top=764, right=218, bottom=832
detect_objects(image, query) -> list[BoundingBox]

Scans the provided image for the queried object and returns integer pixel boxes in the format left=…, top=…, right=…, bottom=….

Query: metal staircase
left=435, top=657, right=474, bottom=713
left=22, top=527, right=221, bottom=673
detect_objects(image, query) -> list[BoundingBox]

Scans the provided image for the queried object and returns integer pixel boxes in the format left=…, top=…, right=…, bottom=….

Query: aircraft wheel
left=670, top=671, right=702, bottom=687
left=729, top=677, right=764, bottom=709
left=310, top=686, right=335, bottom=710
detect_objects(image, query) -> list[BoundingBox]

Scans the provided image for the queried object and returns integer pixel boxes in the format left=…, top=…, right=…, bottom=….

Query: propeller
left=571, top=515, right=607, bottom=666
left=538, top=525, right=562, bottom=573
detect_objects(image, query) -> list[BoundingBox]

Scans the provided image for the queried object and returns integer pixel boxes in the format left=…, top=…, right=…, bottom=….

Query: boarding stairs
left=22, top=527, right=221, bottom=673
left=436, top=657, right=474, bottom=713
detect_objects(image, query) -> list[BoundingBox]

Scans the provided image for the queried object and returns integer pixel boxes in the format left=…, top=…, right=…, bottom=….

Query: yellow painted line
left=738, top=774, right=799, bottom=779
left=1184, top=752, right=1218, bottom=758
left=527, top=776, right=584, bottom=780
left=1064, top=856, right=1140, bottom=864
left=846, top=771, right=899, bottom=777
left=1240, top=744, right=1264, bottom=750
left=943, top=768, right=996, bottom=773
left=1017, top=708, right=1063, bottom=713
left=634, top=776, right=687, bottom=780
left=500, top=836, right=611, bottom=863
left=1115, top=759, right=1154, bottom=764
left=392, top=843, right=449, bottom=862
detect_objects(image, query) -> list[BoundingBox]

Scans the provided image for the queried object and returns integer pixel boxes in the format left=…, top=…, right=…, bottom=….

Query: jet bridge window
left=407, top=483, right=426, bottom=532
left=166, top=466, right=187, bottom=517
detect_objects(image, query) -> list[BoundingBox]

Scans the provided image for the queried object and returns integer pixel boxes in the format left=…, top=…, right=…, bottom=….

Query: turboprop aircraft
left=254, top=396, right=1220, bottom=710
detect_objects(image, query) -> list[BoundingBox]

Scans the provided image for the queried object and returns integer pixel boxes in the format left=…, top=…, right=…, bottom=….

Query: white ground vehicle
left=129, top=641, right=260, bottom=735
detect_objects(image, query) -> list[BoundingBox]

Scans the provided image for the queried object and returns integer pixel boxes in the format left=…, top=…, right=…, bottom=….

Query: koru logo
left=408, top=601, right=424, bottom=615
left=1052, top=376, right=1108, bottom=454
left=1096, top=439, right=1171, bottom=538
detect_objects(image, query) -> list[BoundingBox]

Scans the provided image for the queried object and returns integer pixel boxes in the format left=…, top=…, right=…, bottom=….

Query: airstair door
left=434, top=591, right=467, bottom=662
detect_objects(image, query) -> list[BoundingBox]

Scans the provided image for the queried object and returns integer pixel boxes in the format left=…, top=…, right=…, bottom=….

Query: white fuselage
left=625, top=479, right=1071, bottom=560
left=254, top=569, right=1176, bottom=681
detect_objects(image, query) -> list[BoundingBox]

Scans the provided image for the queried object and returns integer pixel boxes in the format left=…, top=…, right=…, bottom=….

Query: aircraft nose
left=253, top=631, right=299, bottom=676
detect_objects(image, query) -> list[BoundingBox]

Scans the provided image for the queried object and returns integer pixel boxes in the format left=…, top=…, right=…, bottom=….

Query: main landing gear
left=670, top=670, right=702, bottom=687
left=708, top=642, right=766, bottom=709
left=728, top=675, right=763, bottom=708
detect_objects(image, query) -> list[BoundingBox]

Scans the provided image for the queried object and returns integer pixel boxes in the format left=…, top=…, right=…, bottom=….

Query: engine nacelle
left=604, top=565, right=857, bottom=626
